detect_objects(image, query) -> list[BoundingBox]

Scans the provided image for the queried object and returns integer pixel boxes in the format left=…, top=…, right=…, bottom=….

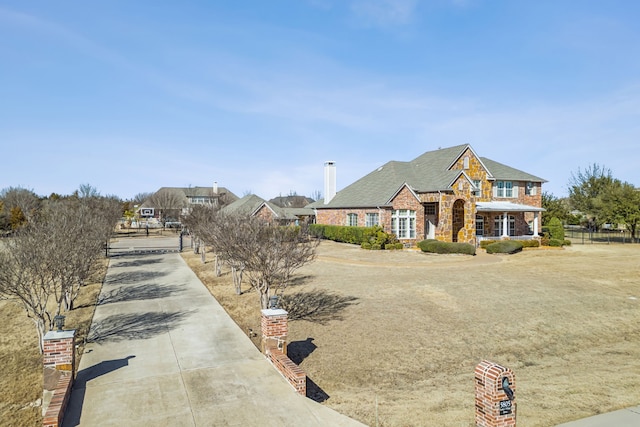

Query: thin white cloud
left=350, top=0, right=418, bottom=27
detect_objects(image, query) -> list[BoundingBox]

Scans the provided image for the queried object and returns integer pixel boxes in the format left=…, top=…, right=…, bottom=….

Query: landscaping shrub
left=485, top=240, right=524, bottom=254
left=310, top=224, right=398, bottom=247
left=416, top=239, right=438, bottom=251
left=371, top=243, right=382, bottom=250
left=361, top=242, right=372, bottom=250
left=384, top=243, right=396, bottom=250
left=549, top=239, right=564, bottom=247
left=563, top=239, right=572, bottom=246
left=417, top=240, right=475, bottom=255
left=394, top=242, right=404, bottom=250
left=521, top=239, right=540, bottom=248
left=479, top=239, right=499, bottom=249
left=547, top=217, right=565, bottom=240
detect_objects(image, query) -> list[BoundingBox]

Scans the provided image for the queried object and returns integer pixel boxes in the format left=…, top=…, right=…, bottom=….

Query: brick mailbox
left=475, top=360, right=516, bottom=427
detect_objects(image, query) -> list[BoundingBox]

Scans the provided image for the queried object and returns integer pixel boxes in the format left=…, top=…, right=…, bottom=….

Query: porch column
left=533, top=212, right=539, bottom=237
left=502, top=212, right=509, bottom=238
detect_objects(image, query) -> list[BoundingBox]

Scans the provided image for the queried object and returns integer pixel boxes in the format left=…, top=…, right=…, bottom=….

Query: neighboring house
left=310, top=144, right=546, bottom=245
left=269, top=195, right=315, bottom=209
left=140, top=183, right=238, bottom=222
left=223, top=194, right=314, bottom=225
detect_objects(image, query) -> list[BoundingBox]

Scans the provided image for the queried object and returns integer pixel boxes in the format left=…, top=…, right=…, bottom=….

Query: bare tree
left=210, top=214, right=319, bottom=308
left=147, top=188, right=186, bottom=224
left=132, top=192, right=153, bottom=206
left=0, top=186, right=41, bottom=223
left=0, top=219, right=57, bottom=353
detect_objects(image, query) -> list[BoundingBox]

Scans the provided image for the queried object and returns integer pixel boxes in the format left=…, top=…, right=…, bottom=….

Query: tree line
left=182, top=205, right=319, bottom=310
left=0, top=185, right=121, bottom=353
left=542, top=164, right=640, bottom=241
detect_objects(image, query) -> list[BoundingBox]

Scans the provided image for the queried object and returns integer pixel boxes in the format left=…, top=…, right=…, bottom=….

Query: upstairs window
left=473, top=180, right=482, bottom=197
left=495, top=181, right=514, bottom=198
left=525, top=182, right=536, bottom=196
left=463, top=156, right=470, bottom=169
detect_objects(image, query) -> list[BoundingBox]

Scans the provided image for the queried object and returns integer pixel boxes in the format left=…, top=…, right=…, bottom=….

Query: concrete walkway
left=63, top=237, right=365, bottom=426
left=555, top=405, right=640, bottom=427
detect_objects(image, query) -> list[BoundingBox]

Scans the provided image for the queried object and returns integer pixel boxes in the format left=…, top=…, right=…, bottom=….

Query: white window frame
left=525, top=181, right=536, bottom=196
left=496, top=181, right=514, bottom=198
left=476, top=215, right=484, bottom=236
left=473, top=180, right=482, bottom=197
left=365, top=212, right=379, bottom=227
left=391, top=209, right=416, bottom=239
left=347, top=213, right=358, bottom=227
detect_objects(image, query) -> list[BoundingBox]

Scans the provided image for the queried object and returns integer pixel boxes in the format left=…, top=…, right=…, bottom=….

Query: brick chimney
left=323, top=161, right=336, bottom=204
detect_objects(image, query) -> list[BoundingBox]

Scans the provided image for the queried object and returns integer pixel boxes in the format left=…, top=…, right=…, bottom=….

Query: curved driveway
left=63, top=236, right=365, bottom=426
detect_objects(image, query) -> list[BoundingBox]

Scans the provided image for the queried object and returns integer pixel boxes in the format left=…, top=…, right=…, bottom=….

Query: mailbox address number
left=499, top=400, right=512, bottom=415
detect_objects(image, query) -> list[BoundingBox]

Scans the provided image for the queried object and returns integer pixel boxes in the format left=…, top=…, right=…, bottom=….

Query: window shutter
left=493, top=184, right=497, bottom=198
left=512, top=184, right=518, bottom=198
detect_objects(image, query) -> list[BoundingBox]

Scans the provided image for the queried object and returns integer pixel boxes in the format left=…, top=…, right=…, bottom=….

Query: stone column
left=261, top=308, right=288, bottom=355
left=475, top=360, right=516, bottom=427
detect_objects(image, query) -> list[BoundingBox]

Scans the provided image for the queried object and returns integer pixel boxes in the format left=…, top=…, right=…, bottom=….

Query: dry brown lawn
left=183, top=242, right=640, bottom=427
left=0, top=260, right=106, bottom=427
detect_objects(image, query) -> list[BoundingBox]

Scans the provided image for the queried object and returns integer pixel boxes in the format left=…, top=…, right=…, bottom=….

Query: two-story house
left=311, top=144, right=546, bottom=245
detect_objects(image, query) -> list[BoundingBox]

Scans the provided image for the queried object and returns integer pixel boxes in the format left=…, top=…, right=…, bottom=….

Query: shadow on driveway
left=87, top=310, right=194, bottom=344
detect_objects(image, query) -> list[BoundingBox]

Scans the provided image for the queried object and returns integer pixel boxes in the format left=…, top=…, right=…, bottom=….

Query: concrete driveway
left=63, top=236, right=365, bottom=426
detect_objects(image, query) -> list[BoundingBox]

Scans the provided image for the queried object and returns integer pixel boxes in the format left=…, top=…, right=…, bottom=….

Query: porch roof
left=476, top=201, right=545, bottom=213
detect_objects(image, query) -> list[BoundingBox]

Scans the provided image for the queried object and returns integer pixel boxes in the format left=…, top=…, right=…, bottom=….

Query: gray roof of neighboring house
left=221, top=194, right=302, bottom=220
left=141, top=186, right=239, bottom=208
left=269, top=195, right=315, bottom=208
left=315, top=144, right=547, bottom=209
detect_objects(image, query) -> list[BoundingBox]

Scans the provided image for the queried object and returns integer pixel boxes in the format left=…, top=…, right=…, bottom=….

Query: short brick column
left=261, top=308, right=288, bottom=355
left=43, top=330, right=76, bottom=374
left=43, top=330, right=76, bottom=427
left=475, top=360, right=516, bottom=427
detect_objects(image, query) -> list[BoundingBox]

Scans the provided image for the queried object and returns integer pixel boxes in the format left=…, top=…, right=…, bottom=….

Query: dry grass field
left=0, top=261, right=105, bottom=427
left=183, top=242, right=640, bottom=427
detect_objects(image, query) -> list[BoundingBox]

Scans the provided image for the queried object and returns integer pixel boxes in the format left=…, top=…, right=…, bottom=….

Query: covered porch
left=475, top=201, right=545, bottom=241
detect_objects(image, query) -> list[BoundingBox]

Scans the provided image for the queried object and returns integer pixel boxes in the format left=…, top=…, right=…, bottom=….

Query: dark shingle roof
left=318, top=144, right=546, bottom=209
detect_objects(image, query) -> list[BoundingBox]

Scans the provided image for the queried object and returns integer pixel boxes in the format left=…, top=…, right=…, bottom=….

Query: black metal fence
left=564, top=227, right=639, bottom=244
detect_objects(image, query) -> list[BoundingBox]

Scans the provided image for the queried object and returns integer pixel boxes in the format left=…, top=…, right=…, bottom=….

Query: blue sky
left=1, top=1, right=639, bottom=200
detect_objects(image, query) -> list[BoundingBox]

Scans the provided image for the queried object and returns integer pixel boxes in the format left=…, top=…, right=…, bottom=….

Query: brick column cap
left=44, top=330, right=76, bottom=340
left=261, top=308, right=288, bottom=316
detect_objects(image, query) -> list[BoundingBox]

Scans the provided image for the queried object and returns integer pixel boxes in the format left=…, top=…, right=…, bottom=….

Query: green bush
left=361, top=242, right=372, bottom=250
left=521, top=239, right=540, bottom=248
left=549, top=239, right=563, bottom=247
left=548, top=217, right=565, bottom=240
left=416, top=239, right=438, bottom=251
left=395, top=242, right=404, bottom=250
left=479, top=239, right=499, bottom=249
left=310, top=224, right=397, bottom=246
left=563, top=239, right=572, bottom=246
left=485, top=240, right=524, bottom=254
left=371, top=243, right=382, bottom=250
left=417, top=240, right=476, bottom=255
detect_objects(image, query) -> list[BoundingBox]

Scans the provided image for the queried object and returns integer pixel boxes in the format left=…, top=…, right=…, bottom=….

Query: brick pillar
left=475, top=360, right=516, bottom=427
left=43, top=330, right=76, bottom=427
left=261, top=309, right=288, bottom=355
left=43, top=330, right=76, bottom=374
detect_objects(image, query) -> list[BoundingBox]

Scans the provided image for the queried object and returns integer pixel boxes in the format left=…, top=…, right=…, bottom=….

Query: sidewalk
left=63, top=237, right=365, bottom=426
left=555, top=405, right=640, bottom=427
